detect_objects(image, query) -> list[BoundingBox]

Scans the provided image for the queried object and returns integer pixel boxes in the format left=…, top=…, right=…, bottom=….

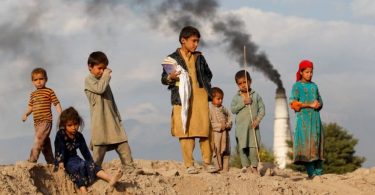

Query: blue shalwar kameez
left=54, top=130, right=101, bottom=188
left=290, top=81, right=324, bottom=177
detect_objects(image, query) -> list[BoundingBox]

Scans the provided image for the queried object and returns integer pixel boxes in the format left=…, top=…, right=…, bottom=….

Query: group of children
left=21, top=25, right=324, bottom=193
left=161, top=26, right=266, bottom=174
left=161, top=26, right=324, bottom=178
left=22, top=52, right=133, bottom=194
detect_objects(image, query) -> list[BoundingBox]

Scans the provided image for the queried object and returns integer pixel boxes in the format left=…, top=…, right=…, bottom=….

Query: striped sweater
left=28, top=87, right=60, bottom=125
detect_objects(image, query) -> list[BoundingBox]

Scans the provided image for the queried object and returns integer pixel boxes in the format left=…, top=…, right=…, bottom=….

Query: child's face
left=212, top=93, right=223, bottom=107
left=89, top=63, right=107, bottom=79
left=236, top=77, right=251, bottom=93
left=65, top=120, right=79, bottom=137
left=181, top=35, right=200, bottom=53
left=32, top=73, right=47, bottom=89
left=300, top=67, right=313, bottom=82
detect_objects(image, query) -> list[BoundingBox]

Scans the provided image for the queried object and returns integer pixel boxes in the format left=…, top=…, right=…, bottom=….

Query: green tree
left=286, top=122, right=365, bottom=174
left=324, top=123, right=365, bottom=174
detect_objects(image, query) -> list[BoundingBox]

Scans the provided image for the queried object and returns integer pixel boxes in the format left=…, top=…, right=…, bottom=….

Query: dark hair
left=87, top=51, right=109, bottom=67
left=31, top=67, right=48, bottom=81
left=58, top=107, right=84, bottom=131
left=235, top=70, right=251, bottom=83
left=211, top=87, right=224, bottom=98
left=179, top=26, right=201, bottom=44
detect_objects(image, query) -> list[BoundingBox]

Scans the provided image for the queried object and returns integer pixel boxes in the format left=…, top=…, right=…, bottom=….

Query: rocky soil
left=1, top=159, right=375, bottom=195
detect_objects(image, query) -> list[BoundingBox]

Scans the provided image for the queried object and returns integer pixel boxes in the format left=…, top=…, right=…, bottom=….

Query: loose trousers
left=29, top=121, right=54, bottom=164
left=179, top=137, right=212, bottom=167
left=92, top=141, right=133, bottom=166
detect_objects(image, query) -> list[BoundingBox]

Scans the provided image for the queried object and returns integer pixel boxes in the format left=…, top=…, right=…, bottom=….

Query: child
left=231, top=70, right=265, bottom=174
left=84, top=51, right=133, bottom=168
left=54, top=107, right=122, bottom=194
left=290, top=60, right=324, bottom=178
left=161, top=26, right=216, bottom=174
left=22, top=67, right=62, bottom=164
left=209, top=87, right=232, bottom=172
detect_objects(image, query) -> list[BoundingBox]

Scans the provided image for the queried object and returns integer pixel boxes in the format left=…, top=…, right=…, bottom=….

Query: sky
left=0, top=0, right=374, bottom=167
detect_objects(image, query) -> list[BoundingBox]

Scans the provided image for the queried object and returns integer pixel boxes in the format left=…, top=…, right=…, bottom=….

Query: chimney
left=273, top=87, right=292, bottom=169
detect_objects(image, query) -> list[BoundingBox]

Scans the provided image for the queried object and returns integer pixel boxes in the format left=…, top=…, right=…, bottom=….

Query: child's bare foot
left=109, top=169, right=123, bottom=186
left=79, top=186, right=88, bottom=194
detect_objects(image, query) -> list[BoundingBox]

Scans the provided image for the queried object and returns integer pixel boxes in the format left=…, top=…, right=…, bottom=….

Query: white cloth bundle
left=162, top=57, right=191, bottom=134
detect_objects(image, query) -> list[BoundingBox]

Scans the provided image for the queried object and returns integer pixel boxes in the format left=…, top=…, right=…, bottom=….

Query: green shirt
left=231, top=89, right=265, bottom=149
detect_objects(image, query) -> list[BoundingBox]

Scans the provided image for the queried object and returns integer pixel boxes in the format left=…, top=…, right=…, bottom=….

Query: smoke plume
left=82, top=0, right=283, bottom=88
left=0, top=3, right=48, bottom=68
left=146, top=0, right=284, bottom=89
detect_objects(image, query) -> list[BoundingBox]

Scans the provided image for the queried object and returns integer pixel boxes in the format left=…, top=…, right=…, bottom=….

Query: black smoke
left=83, top=0, right=284, bottom=88
left=146, top=0, right=283, bottom=89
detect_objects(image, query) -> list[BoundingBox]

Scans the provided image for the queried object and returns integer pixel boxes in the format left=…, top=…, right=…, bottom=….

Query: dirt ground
left=1, top=159, right=375, bottom=195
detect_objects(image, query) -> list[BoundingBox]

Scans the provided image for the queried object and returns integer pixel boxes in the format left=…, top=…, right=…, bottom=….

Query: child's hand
left=252, top=119, right=259, bottom=129
left=54, top=163, right=65, bottom=172
left=311, top=100, right=321, bottom=109
left=290, top=101, right=302, bottom=112
left=220, top=121, right=226, bottom=131
left=168, top=70, right=181, bottom=81
left=22, top=114, right=27, bottom=122
left=105, top=68, right=112, bottom=73
left=58, top=163, right=65, bottom=170
left=244, top=96, right=252, bottom=105
left=225, top=122, right=231, bottom=130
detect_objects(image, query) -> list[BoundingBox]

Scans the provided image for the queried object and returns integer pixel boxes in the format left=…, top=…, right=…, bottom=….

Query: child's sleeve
left=289, top=83, right=300, bottom=102
left=28, top=93, right=33, bottom=107
left=161, top=68, right=176, bottom=86
left=316, top=84, right=323, bottom=111
left=231, top=94, right=245, bottom=114
left=224, top=107, right=233, bottom=130
left=209, top=107, right=222, bottom=132
left=78, top=134, right=94, bottom=162
left=50, top=89, right=60, bottom=106
left=289, top=83, right=302, bottom=111
left=54, top=132, right=65, bottom=166
left=84, top=71, right=111, bottom=94
left=201, top=55, right=212, bottom=82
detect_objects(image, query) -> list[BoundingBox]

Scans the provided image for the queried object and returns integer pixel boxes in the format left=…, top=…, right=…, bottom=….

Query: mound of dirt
left=1, top=159, right=375, bottom=194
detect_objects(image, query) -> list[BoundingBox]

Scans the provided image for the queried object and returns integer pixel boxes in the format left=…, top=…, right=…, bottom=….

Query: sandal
left=205, top=165, right=218, bottom=173
left=186, top=166, right=198, bottom=174
left=251, top=166, right=259, bottom=175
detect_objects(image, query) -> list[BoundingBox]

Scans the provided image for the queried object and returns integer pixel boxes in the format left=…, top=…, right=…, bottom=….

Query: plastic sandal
left=206, top=165, right=218, bottom=173
left=186, top=166, right=198, bottom=174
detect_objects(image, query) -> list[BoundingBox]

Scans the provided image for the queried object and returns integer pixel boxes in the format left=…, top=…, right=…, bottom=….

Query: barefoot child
left=209, top=87, right=232, bottom=172
left=290, top=60, right=324, bottom=178
left=54, top=107, right=122, bottom=194
left=84, top=51, right=133, bottom=169
left=22, top=67, right=62, bottom=164
left=231, top=70, right=265, bottom=174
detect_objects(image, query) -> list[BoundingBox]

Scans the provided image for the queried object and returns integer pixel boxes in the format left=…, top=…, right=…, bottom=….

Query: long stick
left=243, top=45, right=261, bottom=165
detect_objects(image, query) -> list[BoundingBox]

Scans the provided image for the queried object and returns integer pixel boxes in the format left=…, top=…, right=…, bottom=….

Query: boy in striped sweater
left=22, top=67, right=62, bottom=164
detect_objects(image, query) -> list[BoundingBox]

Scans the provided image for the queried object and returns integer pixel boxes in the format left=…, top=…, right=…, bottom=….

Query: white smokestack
left=273, top=88, right=292, bottom=169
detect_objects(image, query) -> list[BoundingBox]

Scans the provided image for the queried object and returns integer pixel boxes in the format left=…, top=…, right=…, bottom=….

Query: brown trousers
left=29, top=121, right=54, bottom=164
left=179, top=137, right=212, bottom=167
left=92, top=141, right=133, bottom=166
